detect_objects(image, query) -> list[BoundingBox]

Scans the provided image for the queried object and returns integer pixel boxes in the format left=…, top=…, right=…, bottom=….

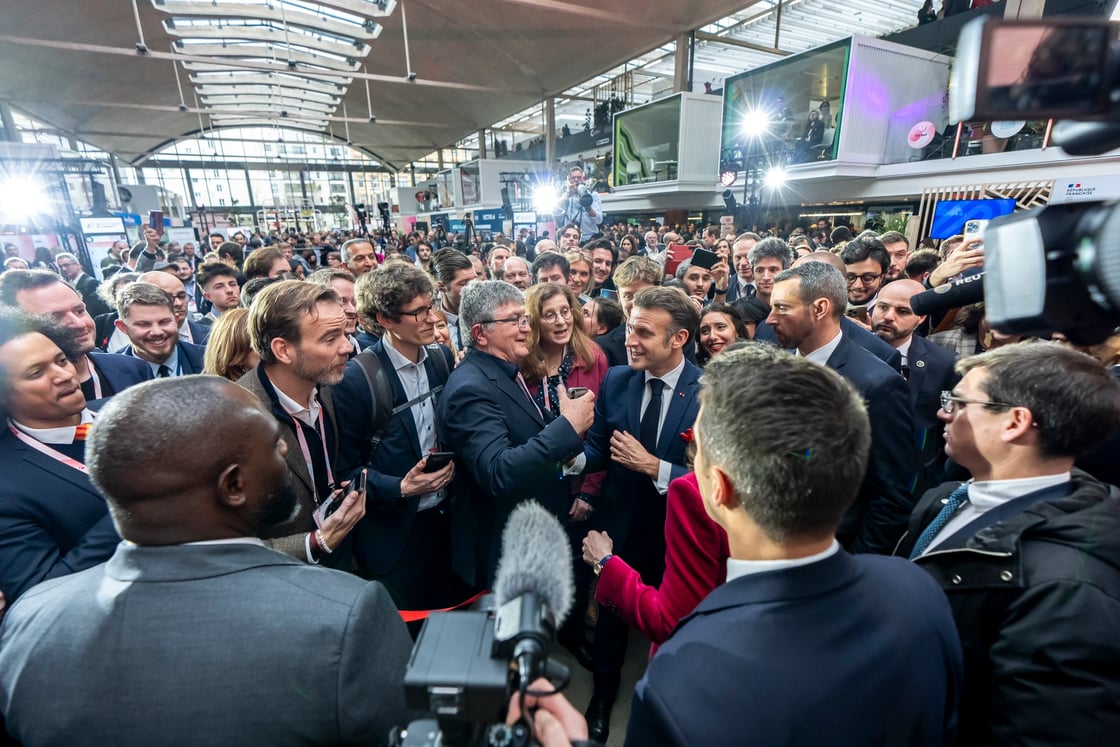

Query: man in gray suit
left=0, top=376, right=413, bottom=747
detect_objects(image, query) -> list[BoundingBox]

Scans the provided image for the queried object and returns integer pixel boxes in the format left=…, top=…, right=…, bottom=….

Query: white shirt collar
left=726, top=540, right=840, bottom=583
left=274, top=385, right=321, bottom=428
left=645, top=355, right=686, bottom=391
left=11, top=409, right=96, bottom=445
left=383, top=334, right=428, bottom=371
left=897, top=336, right=913, bottom=366
left=183, top=537, right=267, bottom=548
left=801, top=330, right=843, bottom=366
left=178, top=317, right=193, bottom=343
left=967, top=473, right=1071, bottom=511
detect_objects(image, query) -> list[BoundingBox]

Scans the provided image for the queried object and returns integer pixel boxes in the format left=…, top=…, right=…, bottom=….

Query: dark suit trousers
left=592, top=485, right=667, bottom=692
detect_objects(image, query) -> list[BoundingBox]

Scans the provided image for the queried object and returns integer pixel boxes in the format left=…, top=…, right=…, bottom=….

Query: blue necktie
left=909, top=483, right=970, bottom=559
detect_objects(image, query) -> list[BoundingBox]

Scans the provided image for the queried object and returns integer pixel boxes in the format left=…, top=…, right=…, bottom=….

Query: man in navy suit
left=334, top=264, right=462, bottom=612
left=595, top=256, right=663, bottom=368
left=0, top=310, right=119, bottom=603
left=871, top=279, right=959, bottom=498
left=114, top=282, right=206, bottom=377
left=436, top=281, right=595, bottom=591
left=0, top=270, right=152, bottom=398
left=509, top=346, right=963, bottom=747
left=574, top=286, right=702, bottom=742
left=767, top=262, right=917, bottom=554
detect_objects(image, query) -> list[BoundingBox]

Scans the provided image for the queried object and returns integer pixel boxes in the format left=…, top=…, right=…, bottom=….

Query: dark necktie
left=639, top=379, right=666, bottom=454
left=909, top=483, right=970, bottom=559
left=900, top=364, right=910, bottom=382
left=157, top=365, right=172, bottom=378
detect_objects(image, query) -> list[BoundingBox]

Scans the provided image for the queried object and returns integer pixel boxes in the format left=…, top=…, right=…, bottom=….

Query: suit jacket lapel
left=12, top=439, right=103, bottom=498
left=473, top=352, right=546, bottom=426
left=658, top=364, right=700, bottom=458
left=906, top=338, right=927, bottom=411
left=627, top=371, right=645, bottom=436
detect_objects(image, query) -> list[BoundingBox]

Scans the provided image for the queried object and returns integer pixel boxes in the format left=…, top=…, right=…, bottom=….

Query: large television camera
left=938, top=16, right=1120, bottom=344
left=391, top=502, right=587, bottom=747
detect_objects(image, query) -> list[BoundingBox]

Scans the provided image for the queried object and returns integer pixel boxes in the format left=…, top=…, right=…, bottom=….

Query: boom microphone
left=492, top=501, right=574, bottom=692
left=909, top=271, right=986, bottom=317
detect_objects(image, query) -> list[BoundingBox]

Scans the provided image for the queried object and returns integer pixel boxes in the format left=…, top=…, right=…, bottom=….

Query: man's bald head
left=870, top=279, right=928, bottom=346
left=140, top=271, right=189, bottom=324
left=88, top=376, right=295, bottom=544
left=793, top=250, right=846, bottom=274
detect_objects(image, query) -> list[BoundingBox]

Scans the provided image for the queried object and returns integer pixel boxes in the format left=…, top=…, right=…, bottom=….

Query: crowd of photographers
left=0, top=205, right=1118, bottom=746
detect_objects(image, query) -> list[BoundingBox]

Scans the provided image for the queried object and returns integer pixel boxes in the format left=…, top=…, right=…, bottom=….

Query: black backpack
left=351, top=344, right=452, bottom=458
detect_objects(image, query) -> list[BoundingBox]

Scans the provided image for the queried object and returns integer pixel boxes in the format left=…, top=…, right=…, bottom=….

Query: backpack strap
left=352, top=349, right=394, bottom=457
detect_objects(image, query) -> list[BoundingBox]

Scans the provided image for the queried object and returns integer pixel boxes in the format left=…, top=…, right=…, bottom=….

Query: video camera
left=391, top=502, right=580, bottom=747
left=929, top=16, right=1120, bottom=344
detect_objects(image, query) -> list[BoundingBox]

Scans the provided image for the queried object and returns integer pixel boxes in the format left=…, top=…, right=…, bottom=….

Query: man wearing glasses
left=333, top=265, right=462, bottom=613
left=898, top=343, right=1120, bottom=747
left=840, top=235, right=891, bottom=312
left=436, top=281, right=595, bottom=591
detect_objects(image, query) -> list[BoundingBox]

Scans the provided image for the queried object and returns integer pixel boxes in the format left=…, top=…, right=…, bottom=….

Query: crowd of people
left=0, top=209, right=1118, bottom=746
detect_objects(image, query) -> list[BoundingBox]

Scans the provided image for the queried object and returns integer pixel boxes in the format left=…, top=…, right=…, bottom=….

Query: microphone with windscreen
left=492, top=500, right=574, bottom=694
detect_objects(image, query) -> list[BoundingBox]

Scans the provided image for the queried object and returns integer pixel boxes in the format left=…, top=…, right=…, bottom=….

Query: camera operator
left=553, top=167, right=603, bottom=240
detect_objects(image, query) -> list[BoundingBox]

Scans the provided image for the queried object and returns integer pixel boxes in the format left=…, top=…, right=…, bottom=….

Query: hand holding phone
left=568, top=387, right=590, bottom=399
left=422, top=451, right=455, bottom=473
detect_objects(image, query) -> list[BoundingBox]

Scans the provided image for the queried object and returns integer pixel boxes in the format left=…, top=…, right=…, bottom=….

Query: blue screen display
left=929, top=199, right=1017, bottom=239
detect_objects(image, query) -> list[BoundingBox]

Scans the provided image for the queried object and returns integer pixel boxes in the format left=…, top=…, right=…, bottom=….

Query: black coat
left=897, top=471, right=1120, bottom=746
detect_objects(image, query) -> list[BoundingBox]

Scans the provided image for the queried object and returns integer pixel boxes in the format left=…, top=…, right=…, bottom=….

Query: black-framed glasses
left=939, top=391, right=1015, bottom=414
left=846, top=272, right=883, bottom=285
left=480, top=314, right=530, bottom=328
left=400, top=303, right=436, bottom=322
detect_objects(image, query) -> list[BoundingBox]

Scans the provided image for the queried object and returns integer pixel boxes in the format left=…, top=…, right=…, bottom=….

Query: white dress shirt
left=801, top=330, right=843, bottom=366
left=726, top=540, right=840, bottom=582
left=641, top=357, right=686, bottom=495
left=11, top=409, right=96, bottom=445
left=274, top=385, right=327, bottom=564
left=383, top=337, right=444, bottom=511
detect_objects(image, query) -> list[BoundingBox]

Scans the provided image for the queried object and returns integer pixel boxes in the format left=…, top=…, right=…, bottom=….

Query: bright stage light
left=740, top=109, right=771, bottom=139
left=532, top=184, right=559, bottom=215
left=0, top=175, right=51, bottom=224
left=764, top=166, right=788, bottom=190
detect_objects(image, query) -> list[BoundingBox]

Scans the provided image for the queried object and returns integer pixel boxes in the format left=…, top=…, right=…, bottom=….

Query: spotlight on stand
left=0, top=175, right=51, bottom=225
left=533, top=184, right=559, bottom=216
left=740, top=109, right=772, bottom=140
left=500, top=187, right=514, bottom=221
left=722, top=189, right=739, bottom=212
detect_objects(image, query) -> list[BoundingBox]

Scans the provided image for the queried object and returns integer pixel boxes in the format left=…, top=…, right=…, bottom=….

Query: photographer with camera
left=553, top=167, right=603, bottom=241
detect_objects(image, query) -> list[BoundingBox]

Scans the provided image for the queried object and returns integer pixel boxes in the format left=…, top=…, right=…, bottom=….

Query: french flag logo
left=1069, top=183, right=1082, bottom=188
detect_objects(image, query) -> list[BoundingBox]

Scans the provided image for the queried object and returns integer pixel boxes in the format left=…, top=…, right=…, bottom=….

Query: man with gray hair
left=340, top=239, right=377, bottom=277
left=436, top=280, right=596, bottom=589
left=766, top=261, right=916, bottom=555
left=55, top=252, right=110, bottom=317
left=502, top=256, right=531, bottom=291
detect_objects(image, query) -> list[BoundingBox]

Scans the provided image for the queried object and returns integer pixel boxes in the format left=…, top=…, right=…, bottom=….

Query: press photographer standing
left=553, top=166, right=603, bottom=240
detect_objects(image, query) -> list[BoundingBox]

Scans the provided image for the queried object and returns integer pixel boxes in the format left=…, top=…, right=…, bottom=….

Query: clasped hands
left=610, top=429, right=659, bottom=478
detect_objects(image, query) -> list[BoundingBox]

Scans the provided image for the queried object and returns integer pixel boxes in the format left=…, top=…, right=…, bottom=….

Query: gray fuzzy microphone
left=491, top=500, right=574, bottom=691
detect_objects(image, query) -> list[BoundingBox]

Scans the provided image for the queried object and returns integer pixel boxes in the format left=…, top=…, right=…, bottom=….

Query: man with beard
left=307, top=268, right=360, bottom=357
left=115, top=283, right=207, bottom=377
left=766, top=262, right=916, bottom=555
left=431, top=248, right=476, bottom=351
left=0, top=376, right=412, bottom=746
left=0, top=270, right=151, bottom=398
left=238, top=281, right=366, bottom=569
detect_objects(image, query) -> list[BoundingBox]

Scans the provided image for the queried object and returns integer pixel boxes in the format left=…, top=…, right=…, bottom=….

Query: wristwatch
left=594, top=553, right=614, bottom=576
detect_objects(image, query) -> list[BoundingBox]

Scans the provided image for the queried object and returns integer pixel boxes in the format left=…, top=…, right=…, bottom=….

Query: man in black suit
left=723, top=233, right=758, bottom=303
left=595, top=256, right=663, bottom=368
left=0, top=310, right=119, bottom=603
left=0, top=376, right=412, bottom=746
left=575, top=286, right=702, bottom=742
left=56, top=252, right=111, bottom=317
left=436, top=280, right=595, bottom=590
left=871, top=279, right=959, bottom=498
left=509, top=346, right=963, bottom=747
left=0, top=270, right=151, bottom=398
left=767, top=262, right=917, bottom=554
left=115, top=283, right=207, bottom=377
left=334, top=264, right=461, bottom=612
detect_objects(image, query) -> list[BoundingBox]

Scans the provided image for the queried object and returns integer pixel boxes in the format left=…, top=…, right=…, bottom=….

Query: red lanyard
left=292, top=406, right=334, bottom=504
left=8, top=422, right=89, bottom=474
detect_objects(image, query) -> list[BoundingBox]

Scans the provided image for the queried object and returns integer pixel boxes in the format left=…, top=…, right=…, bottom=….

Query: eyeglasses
left=400, top=303, right=436, bottom=322
left=541, top=307, right=573, bottom=324
left=480, top=315, right=530, bottom=328
left=846, top=272, right=883, bottom=285
left=939, top=391, right=1015, bottom=414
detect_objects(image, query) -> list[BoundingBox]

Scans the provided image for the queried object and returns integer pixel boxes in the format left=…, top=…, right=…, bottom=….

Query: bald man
left=0, top=376, right=412, bottom=746
left=139, top=270, right=211, bottom=347
left=751, top=251, right=903, bottom=372
left=870, top=279, right=959, bottom=496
